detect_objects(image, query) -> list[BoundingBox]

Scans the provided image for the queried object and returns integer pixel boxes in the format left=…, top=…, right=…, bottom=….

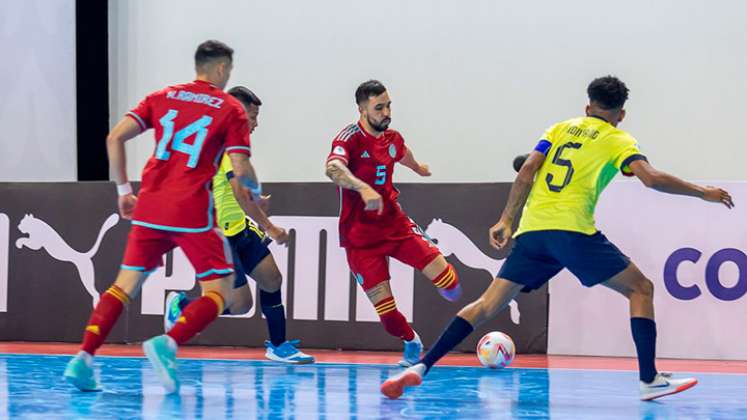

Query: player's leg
left=231, top=225, right=313, bottom=363
left=563, top=231, right=696, bottom=400
left=602, top=263, right=697, bottom=400
left=347, top=246, right=422, bottom=366
left=392, top=226, right=461, bottom=301
left=382, top=231, right=560, bottom=399
left=164, top=233, right=251, bottom=331
left=65, top=225, right=167, bottom=391
left=143, top=229, right=236, bottom=394
left=250, top=255, right=314, bottom=364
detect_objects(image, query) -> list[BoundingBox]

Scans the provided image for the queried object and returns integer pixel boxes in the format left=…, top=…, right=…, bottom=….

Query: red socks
left=375, top=296, right=415, bottom=341
left=81, top=285, right=129, bottom=355
left=432, top=264, right=458, bottom=290
left=167, top=291, right=225, bottom=345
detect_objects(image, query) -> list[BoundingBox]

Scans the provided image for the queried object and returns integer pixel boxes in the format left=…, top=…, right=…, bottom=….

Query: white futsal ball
left=476, top=331, right=515, bottom=369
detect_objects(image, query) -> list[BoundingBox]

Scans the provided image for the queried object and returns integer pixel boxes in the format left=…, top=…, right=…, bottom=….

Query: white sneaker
left=381, top=363, right=426, bottom=399
left=398, top=332, right=422, bottom=367
left=640, top=372, right=697, bottom=401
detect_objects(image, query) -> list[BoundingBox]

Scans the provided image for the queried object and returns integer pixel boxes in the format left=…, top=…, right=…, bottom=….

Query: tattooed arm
left=489, top=151, right=546, bottom=250
left=325, top=159, right=383, bottom=215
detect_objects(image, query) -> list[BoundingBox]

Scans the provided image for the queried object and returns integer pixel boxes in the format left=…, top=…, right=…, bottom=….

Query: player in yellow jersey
left=164, top=86, right=314, bottom=364
left=382, top=76, right=734, bottom=400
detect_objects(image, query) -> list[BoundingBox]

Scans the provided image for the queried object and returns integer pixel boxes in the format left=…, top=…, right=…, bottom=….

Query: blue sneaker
left=64, top=351, right=102, bottom=392
left=143, top=335, right=180, bottom=394
left=265, top=340, right=315, bottom=364
left=164, top=291, right=187, bottom=333
left=438, top=283, right=462, bottom=302
left=398, top=332, right=423, bottom=367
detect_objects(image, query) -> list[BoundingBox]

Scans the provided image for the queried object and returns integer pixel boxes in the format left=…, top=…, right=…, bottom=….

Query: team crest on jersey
left=361, top=151, right=370, bottom=158
left=388, top=144, right=397, bottom=158
left=333, top=146, right=346, bottom=156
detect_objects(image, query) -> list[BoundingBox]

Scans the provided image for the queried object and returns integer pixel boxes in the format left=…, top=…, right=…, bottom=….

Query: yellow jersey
left=515, top=116, right=645, bottom=236
left=213, top=153, right=247, bottom=237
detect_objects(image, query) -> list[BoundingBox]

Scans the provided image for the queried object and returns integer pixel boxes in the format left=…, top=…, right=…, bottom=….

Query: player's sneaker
left=381, top=363, right=426, bottom=399
left=64, top=351, right=102, bottom=392
left=265, top=340, right=315, bottom=364
left=398, top=332, right=423, bottom=367
left=164, top=291, right=186, bottom=333
left=143, top=335, right=180, bottom=394
left=438, top=283, right=462, bottom=302
left=640, top=372, right=697, bottom=401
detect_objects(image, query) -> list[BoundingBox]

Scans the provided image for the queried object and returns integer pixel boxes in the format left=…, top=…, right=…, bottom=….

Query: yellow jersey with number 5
left=515, top=116, right=646, bottom=236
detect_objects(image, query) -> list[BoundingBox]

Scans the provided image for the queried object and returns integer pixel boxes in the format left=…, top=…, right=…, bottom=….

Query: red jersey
left=326, top=122, right=411, bottom=248
left=126, top=80, right=251, bottom=232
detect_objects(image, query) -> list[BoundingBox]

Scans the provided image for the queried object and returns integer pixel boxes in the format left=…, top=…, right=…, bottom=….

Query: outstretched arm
left=398, top=147, right=431, bottom=176
left=325, top=159, right=383, bottom=215
left=629, top=160, right=734, bottom=208
left=107, top=117, right=144, bottom=219
left=489, top=151, right=547, bottom=249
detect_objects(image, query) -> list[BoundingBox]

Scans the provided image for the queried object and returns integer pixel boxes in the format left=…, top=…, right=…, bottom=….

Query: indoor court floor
left=1, top=343, right=745, bottom=419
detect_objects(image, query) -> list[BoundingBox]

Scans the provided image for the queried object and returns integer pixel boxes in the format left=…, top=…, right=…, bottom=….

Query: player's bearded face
left=364, top=93, right=392, bottom=132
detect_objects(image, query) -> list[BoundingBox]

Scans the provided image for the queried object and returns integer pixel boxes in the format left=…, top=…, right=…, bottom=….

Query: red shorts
left=121, top=225, right=234, bottom=281
left=345, top=223, right=441, bottom=291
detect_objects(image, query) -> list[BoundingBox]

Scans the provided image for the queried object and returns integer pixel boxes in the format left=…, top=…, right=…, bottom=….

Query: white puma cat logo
left=15, top=213, right=120, bottom=307
left=425, top=218, right=521, bottom=324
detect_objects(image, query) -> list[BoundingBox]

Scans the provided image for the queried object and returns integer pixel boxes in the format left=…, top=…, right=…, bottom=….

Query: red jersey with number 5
left=326, top=122, right=411, bottom=248
left=126, top=80, right=251, bottom=232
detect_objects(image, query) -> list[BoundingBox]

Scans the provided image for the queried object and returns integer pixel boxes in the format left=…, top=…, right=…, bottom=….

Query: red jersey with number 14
left=326, top=122, right=411, bottom=248
left=126, top=80, right=251, bottom=232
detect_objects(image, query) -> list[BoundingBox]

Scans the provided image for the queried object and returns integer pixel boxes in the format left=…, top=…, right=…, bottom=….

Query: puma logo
left=426, top=218, right=521, bottom=324
left=15, top=213, right=120, bottom=307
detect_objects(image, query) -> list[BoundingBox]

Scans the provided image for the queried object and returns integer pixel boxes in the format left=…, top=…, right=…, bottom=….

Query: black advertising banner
left=0, top=182, right=547, bottom=354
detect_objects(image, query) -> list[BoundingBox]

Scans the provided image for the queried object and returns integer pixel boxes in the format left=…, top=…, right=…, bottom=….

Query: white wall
left=109, top=0, right=747, bottom=183
left=0, top=0, right=77, bottom=182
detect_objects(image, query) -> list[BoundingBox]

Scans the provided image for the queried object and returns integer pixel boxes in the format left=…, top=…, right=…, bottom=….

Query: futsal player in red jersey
left=64, top=40, right=263, bottom=394
left=325, top=80, right=462, bottom=366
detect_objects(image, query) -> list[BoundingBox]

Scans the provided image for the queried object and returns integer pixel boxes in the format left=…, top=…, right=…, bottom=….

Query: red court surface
left=1, top=342, right=745, bottom=373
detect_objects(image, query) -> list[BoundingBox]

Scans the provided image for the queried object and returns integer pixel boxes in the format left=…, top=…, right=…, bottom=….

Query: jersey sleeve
left=326, top=126, right=357, bottom=165
left=613, top=135, right=647, bottom=177
left=532, top=124, right=557, bottom=155
left=126, top=92, right=156, bottom=131
left=224, top=104, right=252, bottom=156
left=219, top=153, right=235, bottom=181
left=395, top=131, right=407, bottom=162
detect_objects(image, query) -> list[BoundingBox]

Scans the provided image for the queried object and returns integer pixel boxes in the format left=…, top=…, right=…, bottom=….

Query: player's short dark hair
left=228, top=86, right=262, bottom=107
left=195, top=40, right=234, bottom=67
left=355, top=80, right=387, bottom=105
left=587, top=76, right=629, bottom=110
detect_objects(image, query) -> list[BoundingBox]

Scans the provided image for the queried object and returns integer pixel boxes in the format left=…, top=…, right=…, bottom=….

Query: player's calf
left=431, top=264, right=461, bottom=302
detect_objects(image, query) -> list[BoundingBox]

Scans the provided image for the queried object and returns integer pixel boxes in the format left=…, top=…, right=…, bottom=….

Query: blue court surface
left=1, top=354, right=745, bottom=419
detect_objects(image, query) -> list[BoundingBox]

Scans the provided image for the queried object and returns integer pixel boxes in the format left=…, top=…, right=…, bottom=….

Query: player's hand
left=118, top=194, right=137, bottom=220
left=703, top=186, right=734, bottom=208
left=415, top=163, right=431, bottom=177
left=267, top=225, right=289, bottom=246
left=489, top=219, right=513, bottom=250
left=256, top=194, right=271, bottom=213
left=359, top=186, right=384, bottom=215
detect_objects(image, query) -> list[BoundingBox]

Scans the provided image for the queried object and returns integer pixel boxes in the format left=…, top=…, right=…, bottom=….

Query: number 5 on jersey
left=545, top=142, right=582, bottom=192
left=375, top=165, right=387, bottom=185
left=155, top=109, right=213, bottom=168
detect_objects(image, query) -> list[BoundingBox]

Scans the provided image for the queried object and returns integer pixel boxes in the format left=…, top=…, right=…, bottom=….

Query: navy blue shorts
left=227, top=221, right=272, bottom=288
left=497, top=230, right=630, bottom=292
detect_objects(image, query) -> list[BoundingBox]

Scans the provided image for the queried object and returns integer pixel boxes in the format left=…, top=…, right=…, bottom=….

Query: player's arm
left=398, top=147, right=431, bottom=177
left=628, top=160, right=734, bottom=208
left=229, top=153, right=263, bottom=201
left=106, top=116, right=144, bottom=219
left=325, top=159, right=383, bottom=215
left=489, top=151, right=547, bottom=250
left=226, top=174, right=289, bottom=245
